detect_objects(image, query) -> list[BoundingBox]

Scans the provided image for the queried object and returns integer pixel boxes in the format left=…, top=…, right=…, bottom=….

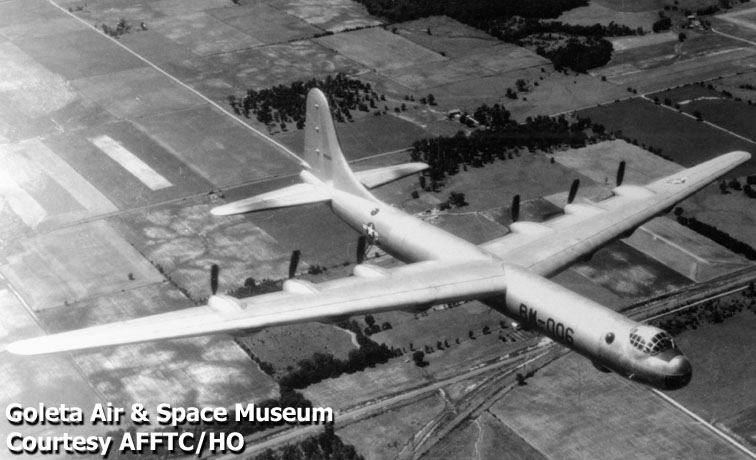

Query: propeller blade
left=356, top=236, right=367, bottom=264
left=210, top=264, right=220, bottom=295
left=617, top=160, right=626, bottom=186
left=567, top=179, right=580, bottom=204
left=511, top=194, right=520, bottom=223
left=288, top=250, right=301, bottom=279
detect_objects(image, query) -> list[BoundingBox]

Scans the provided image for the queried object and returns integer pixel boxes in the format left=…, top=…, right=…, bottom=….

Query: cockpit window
left=629, top=327, right=675, bottom=355
left=648, top=331, right=675, bottom=354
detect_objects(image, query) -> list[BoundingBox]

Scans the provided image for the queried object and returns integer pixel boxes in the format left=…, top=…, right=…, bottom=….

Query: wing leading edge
left=482, top=150, right=751, bottom=276
left=6, top=259, right=508, bottom=355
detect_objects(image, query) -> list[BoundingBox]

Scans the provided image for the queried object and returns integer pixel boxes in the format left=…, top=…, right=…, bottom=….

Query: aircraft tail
left=303, top=88, right=375, bottom=200
left=211, top=88, right=426, bottom=216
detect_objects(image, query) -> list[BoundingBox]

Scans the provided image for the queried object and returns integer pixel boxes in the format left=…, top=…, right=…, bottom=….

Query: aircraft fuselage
left=323, top=178, right=692, bottom=391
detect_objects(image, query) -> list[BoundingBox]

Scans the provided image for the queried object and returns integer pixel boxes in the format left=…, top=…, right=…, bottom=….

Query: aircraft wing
left=6, top=259, right=508, bottom=355
left=481, top=151, right=750, bottom=276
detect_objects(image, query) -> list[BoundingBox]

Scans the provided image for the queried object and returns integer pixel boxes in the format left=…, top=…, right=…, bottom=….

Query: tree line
left=412, top=106, right=593, bottom=183
left=278, top=324, right=400, bottom=390
left=353, top=0, right=640, bottom=72
left=651, top=285, right=756, bottom=337
left=676, top=213, right=756, bottom=260
left=352, top=0, right=589, bottom=22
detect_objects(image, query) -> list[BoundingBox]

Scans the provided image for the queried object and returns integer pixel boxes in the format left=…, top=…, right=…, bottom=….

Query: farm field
left=316, top=27, right=446, bottom=73
left=665, top=95, right=756, bottom=144
left=578, top=98, right=756, bottom=176
left=2, top=1, right=756, bottom=459
left=276, top=113, right=429, bottom=160
left=112, top=195, right=293, bottom=301
left=652, top=83, right=723, bottom=105
left=673, top=307, right=756, bottom=425
left=558, top=2, right=656, bottom=30
left=571, top=240, right=694, bottom=298
left=595, top=32, right=756, bottom=93
left=423, top=152, right=598, bottom=214
left=44, top=119, right=215, bottom=209
left=625, top=217, right=752, bottom=282
left=339, top=393, right=447, bottom=460
left=490, top=352, right=751, bottom=460
left=273, top=0, right=382, bottom=32
left=303, top=359, right=428, bottom=409
left=712, top=9, right=756, bottom=44
left=717, top=4, right=756, bottom=34
left=551, top=139, right=682, bottom=185
left=608, top=32, right=677, bottom=51
left=395, top=16, right=499, bottom=59
left=424, top=411, right=548, bottom=460
left=0, top=220, right=163, bottom=311
left=0, top=285, right=105, bottom=460
left=704, top=71, right=756, bottom=103
left=236, top=322, right=358, bottom=375
left=382, top=42, right=548, bottom=91
left=370, top=302, right=535, bottom=369
left=682, top=190, right=756, bottom=262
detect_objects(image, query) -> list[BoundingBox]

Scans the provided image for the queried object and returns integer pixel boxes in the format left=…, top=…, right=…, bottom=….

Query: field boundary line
left=712, top=26, right=756, bottom=46
left=47, top=0, right=305, bottom=167
left=639, top=94, right=756, bottom=145
left=653, top=390, right=756, bottom=459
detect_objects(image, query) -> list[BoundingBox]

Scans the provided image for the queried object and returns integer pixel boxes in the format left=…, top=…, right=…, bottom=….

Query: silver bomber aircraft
left=7, top=89, right=751, bottom=391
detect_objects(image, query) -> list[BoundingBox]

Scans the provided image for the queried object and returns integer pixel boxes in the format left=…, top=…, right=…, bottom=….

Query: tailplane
left=211, top=88, right=426, bottom=216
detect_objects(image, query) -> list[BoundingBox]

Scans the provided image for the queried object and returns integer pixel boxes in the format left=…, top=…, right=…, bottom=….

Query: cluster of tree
left=228, top=74, right=384, bottom=129
left=696, top=5, right=721, bottom=15
left=254, top=424, right=364, bottom=460
left=652, top=17, right=672, bottom=33
left=361, top=314, right=392, bottom=336
left=536, top=37, right=613, bottom=73
left=353, top=0, right=633, bottom=72
left=100, top=18, right=144, bottom=38
left=720, top=176, right=756, bottom=198
left=676, top=214, right=756, bottom=260
left=412, top=350, right=428, bottom=367
left=412, top=110, right=591, bottom=181
left=278, top=331, right=400, bottom=389
left=652, top=287, right=756, bottom=337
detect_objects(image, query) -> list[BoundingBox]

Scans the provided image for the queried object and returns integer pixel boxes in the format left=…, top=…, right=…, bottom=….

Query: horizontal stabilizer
left=355, top=162, right=428, bottom=189
left=211, top=183, right=330, bottom=216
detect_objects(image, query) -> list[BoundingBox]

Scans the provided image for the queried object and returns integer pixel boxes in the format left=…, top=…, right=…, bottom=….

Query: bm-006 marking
left=519, top=303, right=574, bottom=344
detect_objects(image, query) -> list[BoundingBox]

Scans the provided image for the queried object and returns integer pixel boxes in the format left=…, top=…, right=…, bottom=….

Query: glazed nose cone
left=663, top=354, right=692, bottom=390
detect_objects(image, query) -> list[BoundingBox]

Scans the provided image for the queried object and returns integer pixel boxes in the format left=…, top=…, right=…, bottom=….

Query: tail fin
left=304, top=88, right=375, bottom=200
left=210, top=88, right=427, bottom=216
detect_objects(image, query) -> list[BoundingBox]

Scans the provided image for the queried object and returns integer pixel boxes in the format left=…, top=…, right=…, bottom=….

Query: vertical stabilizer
left=304, top=88, right=375, bottom=200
